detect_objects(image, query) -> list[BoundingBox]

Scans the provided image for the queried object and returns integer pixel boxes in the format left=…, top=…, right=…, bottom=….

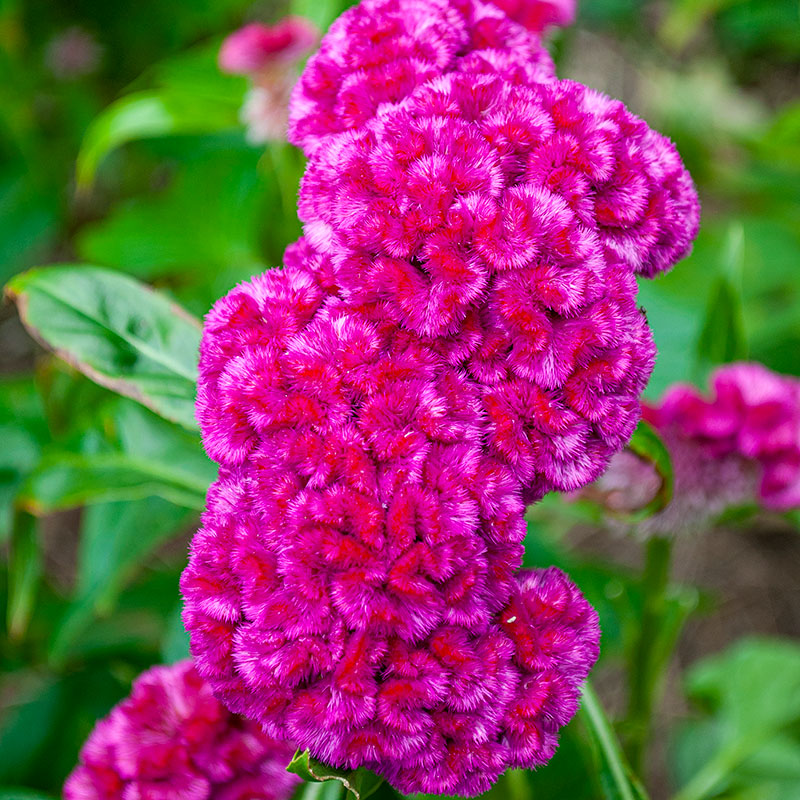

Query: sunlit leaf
left=6, top=266, right=202, bottom=429
left=672, top=638, right=800, bottom=800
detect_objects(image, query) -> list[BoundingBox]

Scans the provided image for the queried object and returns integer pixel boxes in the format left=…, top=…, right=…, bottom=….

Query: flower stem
left=6, top=509, right=40, bottom=641
left=624, top=534, right=673, bottom=773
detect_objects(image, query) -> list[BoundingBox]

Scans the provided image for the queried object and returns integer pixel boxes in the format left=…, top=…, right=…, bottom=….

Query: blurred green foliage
left=0, top=0, right=798, bottom=798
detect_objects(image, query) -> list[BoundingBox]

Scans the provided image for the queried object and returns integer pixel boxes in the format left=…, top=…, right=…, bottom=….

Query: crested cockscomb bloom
left=220, top=18, right=318, bottom=143
left=288, top=0, right=560, bottom=155
left=585, top=363, right=800, bottom=534
left=63, top=660, right=299, bottom=800
left=183, top=0, right=699, bottom=793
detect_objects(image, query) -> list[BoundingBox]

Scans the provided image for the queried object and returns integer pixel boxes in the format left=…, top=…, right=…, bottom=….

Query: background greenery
left=0, top=1, right=798, bottom=799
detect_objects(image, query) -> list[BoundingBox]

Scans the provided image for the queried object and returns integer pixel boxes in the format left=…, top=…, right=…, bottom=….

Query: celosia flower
left=64, top=660, right=299, bottom=800
left=183, top=0, right=699, bottom=793
left=288, top=0, right=558, bottom=155
left=219, top=18, right=318, bottom=143
left=628, top=363, right=800, bottom=533
left=491, top=0, right=577, bottom=32
left=584, top=363, right=800, bottom=534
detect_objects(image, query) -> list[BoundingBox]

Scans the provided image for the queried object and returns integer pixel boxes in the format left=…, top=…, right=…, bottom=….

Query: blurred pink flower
left=490, top=0, right=577, bottom=32
left=64, top=660, right=299, bottom=800
left=645, top=363, right=800, bottom=513
left=45, top=27, right=102, bottom=80
left=585, top=363, right=800, bottom=534
left=219, top=18, right=318, bottom=143
left=219, top=19, right=318, bottom=75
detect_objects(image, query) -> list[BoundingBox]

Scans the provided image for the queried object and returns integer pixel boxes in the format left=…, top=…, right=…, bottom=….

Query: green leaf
left=580, top=682, right=650, bottom=800
left=76, top=90, right=241, bottom=189
left=16, top=399, right=214, bottom=514
left=0, top=378, right=47, bottom=543
left=6, top=265, right=202, bottom=429
left=0, top=791, right=58, bottom=800
left=672, top=638, right=800, bottom=800
left=49, top=497, right=195, bottom=664
left=287, top=751, right=384, bottom=800
left=696, top=224, right=748, bottom=373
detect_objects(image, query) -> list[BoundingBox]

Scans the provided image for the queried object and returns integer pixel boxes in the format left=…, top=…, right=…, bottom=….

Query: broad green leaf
left=580, top=682, right=650, bottom=800
left=6, top=265, right=202, bottom=429
left=76, top=90, right=241, bottom=189
left=17, top=399, right=214, bottom=514
left=0, top=791, right=58, bottom=800
left=287, top=751, right=384, bottom=800
left=672, top=638, right=800, bottom=800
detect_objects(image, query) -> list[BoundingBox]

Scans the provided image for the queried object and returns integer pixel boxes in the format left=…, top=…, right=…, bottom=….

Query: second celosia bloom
left=183, top=0, right=700, bottom=794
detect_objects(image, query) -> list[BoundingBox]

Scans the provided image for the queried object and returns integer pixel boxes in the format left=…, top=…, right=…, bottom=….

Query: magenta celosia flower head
left=183, top=0, right=698, bottom=793
left=645, top=363, right=800, bottom=512
left=288, top=0, right=558, bottom=156
left=219, top=18, right=317, bottom=75
left=64, top=660, right=299, bottom=800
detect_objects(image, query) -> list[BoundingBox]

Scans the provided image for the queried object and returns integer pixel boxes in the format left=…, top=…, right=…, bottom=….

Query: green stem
left=505, top=769, right=531, bottom=800
left=6, top=509, right=40, bottom=641
left=582, top=681, right=647, bottom=800
left=624, top=534, right=673, bottom=773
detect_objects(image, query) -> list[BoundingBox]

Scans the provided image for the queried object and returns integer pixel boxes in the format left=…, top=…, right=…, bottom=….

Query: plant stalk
left=624, top=534, right=673, bottom=773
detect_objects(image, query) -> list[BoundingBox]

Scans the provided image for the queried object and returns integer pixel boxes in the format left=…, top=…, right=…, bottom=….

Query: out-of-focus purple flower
left=219, top=19, right=318, bottom=75
left=64, top=660, right=299, bottom=800
left=645, top=363, right=800, bottom=513
left=584, top=364, right=800, bottom=535
left=219, top=18, right=317, bottom=143
left=491, top=0, right=577, bottom=32
left=45, top=27, right=102, bottom=80
left=183, top=0, right=699, bottom=792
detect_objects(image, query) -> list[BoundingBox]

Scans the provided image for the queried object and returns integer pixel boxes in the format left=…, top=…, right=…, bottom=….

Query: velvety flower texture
left=183, top=0, right=699, bottom=794
left=64, top=660, right=299, bottom=800
left=288, top=0, right=559, bottom=155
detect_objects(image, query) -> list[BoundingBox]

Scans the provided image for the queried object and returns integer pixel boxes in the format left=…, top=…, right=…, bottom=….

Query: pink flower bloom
left=64, top=660, right=299, bottom=800
left=644, top=363, right=800, bottom=514
left=490, top=0, right=577, bottom=32
left=219, top=19, right=318, bottom=75
left=220, top=18, right=318, bottom=143
left=288, top=0, right=558, bottom=155
left=183, top=0, right=699, bottom=792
